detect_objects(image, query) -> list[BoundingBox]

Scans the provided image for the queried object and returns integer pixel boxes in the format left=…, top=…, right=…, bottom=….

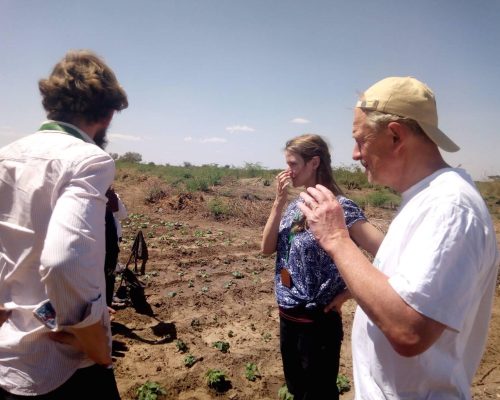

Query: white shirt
left=0, top=121, right=115, bottom=395
left=352, top=168, right=499, bottom=399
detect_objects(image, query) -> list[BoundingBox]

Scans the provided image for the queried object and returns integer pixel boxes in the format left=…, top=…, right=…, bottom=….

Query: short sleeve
left=388, top=204, right=484, bottom=331
left=338, top=196, right=367, bottom=228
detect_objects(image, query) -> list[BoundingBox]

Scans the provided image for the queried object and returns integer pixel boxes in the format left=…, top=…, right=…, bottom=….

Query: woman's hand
left=275, top=170, right=292, bottom=206
left=324, top=289, right=352, bottom=315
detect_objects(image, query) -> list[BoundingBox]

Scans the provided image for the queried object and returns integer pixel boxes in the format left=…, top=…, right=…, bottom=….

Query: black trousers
left=280, top=310, right=343, bottom=400
left=0, top=364, right=121, bottom=400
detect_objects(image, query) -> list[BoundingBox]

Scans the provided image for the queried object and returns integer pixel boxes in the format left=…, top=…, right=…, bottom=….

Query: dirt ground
left=110, top=172, right=500, bottom=399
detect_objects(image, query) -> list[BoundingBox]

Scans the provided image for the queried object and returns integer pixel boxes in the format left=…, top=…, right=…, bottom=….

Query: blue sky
left=1, top=0, right=499, bottom=179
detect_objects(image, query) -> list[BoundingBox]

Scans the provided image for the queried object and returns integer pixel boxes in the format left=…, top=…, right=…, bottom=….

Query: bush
left=144, top=185, right=167, bottom=204
left=119, top=151, right=142, bottom=163
left=207, top=198, right=231, bottom=218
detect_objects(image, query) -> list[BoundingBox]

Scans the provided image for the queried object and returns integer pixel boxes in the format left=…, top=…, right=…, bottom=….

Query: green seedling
left=336, top=374, right=351, bottom=394
left=184, top=354, right=197, bottom=368
left=232, top=271, right=244, bottom=279
left=261, top=332, right=272, bottom=342
left=212, top=340, right=230, bottom=353
left=244, top=363, right=261, bottom=381
left=136, top=381, right=166, bottom=400
left=174, top=339, right=188, bottom=353
left=205, top=369, right=230, bottom=392
left=278, top=384, right=294, bottom=400
left=190, top=319, right=201, bottom=330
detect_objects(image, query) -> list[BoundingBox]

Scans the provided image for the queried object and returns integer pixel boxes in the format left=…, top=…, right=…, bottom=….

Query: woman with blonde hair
left=262, top=134, right=383, bottom=400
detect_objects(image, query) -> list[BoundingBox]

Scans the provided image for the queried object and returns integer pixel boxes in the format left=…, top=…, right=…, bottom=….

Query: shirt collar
left=39, top=120, right=96, bottom=144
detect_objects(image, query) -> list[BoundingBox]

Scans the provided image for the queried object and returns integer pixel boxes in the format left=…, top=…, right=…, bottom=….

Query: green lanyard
left=39, top=122, right=86, bottom=142
left=285, top=211, right=302, bottom=263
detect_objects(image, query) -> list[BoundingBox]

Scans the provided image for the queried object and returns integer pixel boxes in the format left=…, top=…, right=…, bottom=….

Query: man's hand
left=298, top=185, right=349, bottom=250
left=0, top=305, right=12, bottom=327
left=49, top=320, right=112, bottom=367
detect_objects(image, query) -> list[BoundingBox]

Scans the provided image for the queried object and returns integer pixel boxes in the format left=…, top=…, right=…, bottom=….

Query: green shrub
left=207, top=198, right=231, bottom=218
left=136, top=381, right=166, bottom=400
left=144, top=185, right=167, bottom=204
left=366, top=191, right=391, bottom=207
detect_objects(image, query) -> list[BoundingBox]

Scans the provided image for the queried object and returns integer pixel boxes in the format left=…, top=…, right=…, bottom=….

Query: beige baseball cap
left=356, top=76, right=460, bottom=152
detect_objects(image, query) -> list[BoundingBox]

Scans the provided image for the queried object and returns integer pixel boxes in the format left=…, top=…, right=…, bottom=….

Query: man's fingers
left=297, top=202, right=315, bottom=220
left=315, top=184, right=338, bottom=201
left=299, top=191, right=315, bottom=206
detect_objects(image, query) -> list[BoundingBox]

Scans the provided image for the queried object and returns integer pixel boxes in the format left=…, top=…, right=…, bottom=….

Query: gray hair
left=364, top=111, right=426, bottom=138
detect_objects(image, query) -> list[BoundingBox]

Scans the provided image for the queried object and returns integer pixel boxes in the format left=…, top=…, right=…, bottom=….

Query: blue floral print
left=275, top=196, right=366, bottom=309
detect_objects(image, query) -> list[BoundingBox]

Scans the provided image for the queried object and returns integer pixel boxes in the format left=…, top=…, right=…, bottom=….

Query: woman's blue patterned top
left=275, top=196, right=366, bottom=310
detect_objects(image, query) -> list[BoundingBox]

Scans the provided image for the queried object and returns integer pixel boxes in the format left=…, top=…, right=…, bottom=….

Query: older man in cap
left=299, top=77, right=499, bottom=399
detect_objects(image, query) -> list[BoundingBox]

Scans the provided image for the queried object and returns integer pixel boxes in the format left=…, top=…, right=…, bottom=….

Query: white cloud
left=108, top=133, right=142, bottom=142
left=290, top=118, right=310, bottom=124
left=225, top=125, right=255, bottom=134
left=200, top=137, right=227, bottom=143
left=184, top=136, right=227, bottom=144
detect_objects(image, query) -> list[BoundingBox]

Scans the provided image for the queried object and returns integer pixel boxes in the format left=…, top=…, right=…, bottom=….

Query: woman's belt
left=279, top=306, right=327, bottom=324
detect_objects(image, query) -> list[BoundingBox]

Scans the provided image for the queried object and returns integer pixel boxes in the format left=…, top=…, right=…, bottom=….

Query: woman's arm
left=348, top=219, right=384, bottom=257
left=261, top=170, right=291, bottom=254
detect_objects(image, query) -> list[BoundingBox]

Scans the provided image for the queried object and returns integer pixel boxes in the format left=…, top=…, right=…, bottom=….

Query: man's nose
left=352, top=142, right=361, bottom=161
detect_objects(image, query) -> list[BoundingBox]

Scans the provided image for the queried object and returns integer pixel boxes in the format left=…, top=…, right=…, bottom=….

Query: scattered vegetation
left=136, top=381, right=166, bottom=400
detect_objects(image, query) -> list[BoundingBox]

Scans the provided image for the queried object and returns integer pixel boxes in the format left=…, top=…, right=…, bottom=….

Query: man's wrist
left=320, top=228, right=351, bottom=254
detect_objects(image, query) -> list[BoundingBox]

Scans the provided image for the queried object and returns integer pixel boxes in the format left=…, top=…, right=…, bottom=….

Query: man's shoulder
left=2, top=131, right=112, bottom=163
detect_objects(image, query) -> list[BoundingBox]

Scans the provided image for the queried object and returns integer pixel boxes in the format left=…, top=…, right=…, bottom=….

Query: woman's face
left=285, top=150, right=317, bottom=188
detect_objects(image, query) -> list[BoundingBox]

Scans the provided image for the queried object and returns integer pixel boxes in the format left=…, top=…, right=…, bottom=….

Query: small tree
left=119, top=152, right=142, bottom=163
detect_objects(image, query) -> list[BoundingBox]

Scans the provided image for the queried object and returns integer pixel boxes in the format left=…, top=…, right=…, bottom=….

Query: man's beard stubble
left=94, top=126, right=108, bottom=149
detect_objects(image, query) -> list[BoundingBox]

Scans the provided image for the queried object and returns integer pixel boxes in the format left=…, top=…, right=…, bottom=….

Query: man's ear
left=387, top=122, right=406, bottom=152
